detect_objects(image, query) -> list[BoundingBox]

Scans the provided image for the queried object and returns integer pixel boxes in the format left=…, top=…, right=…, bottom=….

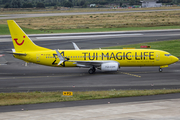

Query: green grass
left=105, top=39, right=180, bottom=58
left=50, top=26, right=180, bottom=33
left=1, top=89, right=180, bottom=106
left=0, top=24, right=10, bottom=35
left=1, top=7, right=180, bottom=14
left=1, top=24, right=180, bottom=35
left=0, top=24, right=44, bottom=35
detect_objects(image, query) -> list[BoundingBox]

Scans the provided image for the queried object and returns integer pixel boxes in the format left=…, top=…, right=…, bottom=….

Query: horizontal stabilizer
left=0, top=50, right=26, bottom=56
left=12, top=52, right=27, bottom=55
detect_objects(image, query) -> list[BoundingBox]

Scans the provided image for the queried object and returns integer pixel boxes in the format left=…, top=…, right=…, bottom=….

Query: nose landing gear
left=159, top=65, right=168, bottom=72
left=159, top=68, right=163, bottom=72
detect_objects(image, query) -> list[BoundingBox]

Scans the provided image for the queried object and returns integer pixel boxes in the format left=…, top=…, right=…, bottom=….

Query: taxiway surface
left=0, top=30, right=180, bottom=93
left=0, top=62, right=180, bottom=93
left=0, top=29, right=180, bottom=120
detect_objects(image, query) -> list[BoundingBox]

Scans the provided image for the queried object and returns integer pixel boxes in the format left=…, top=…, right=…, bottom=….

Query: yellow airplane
left=7, top=20, right=179, bottom=74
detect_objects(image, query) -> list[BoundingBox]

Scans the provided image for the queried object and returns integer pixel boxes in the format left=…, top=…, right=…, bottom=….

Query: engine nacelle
left=101, top=63, right=119, bottom=72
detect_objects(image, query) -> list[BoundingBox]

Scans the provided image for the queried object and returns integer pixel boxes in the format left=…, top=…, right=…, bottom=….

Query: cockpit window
left=165, top=54, right=171, bottom=56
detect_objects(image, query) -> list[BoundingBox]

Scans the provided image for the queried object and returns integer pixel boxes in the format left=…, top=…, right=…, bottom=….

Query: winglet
left=72, top=42, right=80, bottom=50
left=55, top=49, right=65, bottom=65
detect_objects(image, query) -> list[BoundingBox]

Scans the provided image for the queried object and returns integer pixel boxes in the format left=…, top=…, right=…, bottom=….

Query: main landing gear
left=88, top=67, right=96, bottom=74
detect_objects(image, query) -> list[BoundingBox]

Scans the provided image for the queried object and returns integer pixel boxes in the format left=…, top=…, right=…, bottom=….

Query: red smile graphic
left=14, top=36, right=25, bottom=46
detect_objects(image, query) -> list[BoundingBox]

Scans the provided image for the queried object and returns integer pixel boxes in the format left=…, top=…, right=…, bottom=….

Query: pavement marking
left=0, top=74, right=88, bottom=80
left=0, top=73, right=11, bottom=74
left=0, top=71, right=143, bottom=80
left=142, top=34, right=180, bottom=37
left=120, top=72, right=141, bottom=78
left=174, top=70, right=180, bottom=72
left=0, top=64, right=7, bottom=66
left=36, top=34, right=143, bottom=39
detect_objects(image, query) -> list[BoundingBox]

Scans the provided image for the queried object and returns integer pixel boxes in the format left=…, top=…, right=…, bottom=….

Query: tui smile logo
left=14, top=36, right=25, bottom=46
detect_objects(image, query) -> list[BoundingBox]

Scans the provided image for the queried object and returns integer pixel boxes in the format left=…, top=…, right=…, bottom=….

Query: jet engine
left=101, top=62, right=119, bottom=72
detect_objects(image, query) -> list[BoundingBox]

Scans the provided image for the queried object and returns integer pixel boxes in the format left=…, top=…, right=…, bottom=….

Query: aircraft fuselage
left=14, top=49, right=178, bottom=67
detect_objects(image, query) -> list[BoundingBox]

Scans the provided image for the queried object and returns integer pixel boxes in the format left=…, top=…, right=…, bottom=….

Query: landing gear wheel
left=159, top=68, right=163, bottom=72
left=88, top=67, right=96, bottom=74
left=88, top=69, right=94, bottom=74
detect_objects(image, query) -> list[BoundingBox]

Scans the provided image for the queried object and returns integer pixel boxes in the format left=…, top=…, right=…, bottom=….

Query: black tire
left=88, top=69, right=94, bottom=74
left=159, top=68, right=163, bottom=72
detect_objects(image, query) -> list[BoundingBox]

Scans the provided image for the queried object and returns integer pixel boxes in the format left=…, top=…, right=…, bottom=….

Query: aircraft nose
left=172, top=56, right=179, bottom=63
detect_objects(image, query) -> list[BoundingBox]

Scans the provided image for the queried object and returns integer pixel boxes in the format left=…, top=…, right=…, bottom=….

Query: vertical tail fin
left=7, top=20, right=49, bottom=52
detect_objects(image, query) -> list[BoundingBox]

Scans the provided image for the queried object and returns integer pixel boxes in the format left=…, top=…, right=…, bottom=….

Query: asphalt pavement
left=0, top=30, right=180, bottom=119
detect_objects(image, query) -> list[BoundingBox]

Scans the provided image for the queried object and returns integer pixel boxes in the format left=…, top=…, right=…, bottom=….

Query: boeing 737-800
left=7, top=20, right=179, bottom=74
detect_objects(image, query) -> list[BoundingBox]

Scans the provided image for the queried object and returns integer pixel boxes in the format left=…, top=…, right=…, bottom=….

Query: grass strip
left=0, top=89, right=180, bottom=106
left=1, top=7, right=180, bottom=14
left=0, top=24, right=43, bottom=35
left=1, top=10, right=180, bottom=30
left=104, top=39, right=180, bottom=58
left=1, top=24, right=180, bottom=35
left=0, top=24, right=10, bottom=35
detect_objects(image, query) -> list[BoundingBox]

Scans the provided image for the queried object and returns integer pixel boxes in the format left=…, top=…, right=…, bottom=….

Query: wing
left=70, top=60, right=118, bottom=68
left=55, top=49, right=119, bottom=68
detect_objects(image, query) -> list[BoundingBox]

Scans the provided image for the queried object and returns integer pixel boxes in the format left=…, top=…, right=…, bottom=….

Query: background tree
left=36, top=2, right=45, bottom=8
left=119, top=2, right=122, bottom=7
left=2, top=0, right=180, bottom=8
left=22, top=2, right=33, bottom=8
left=2, top=0, right=10, bottom=4
left=64, top=1, right=73, bottom=7
left=4, top=3, right=10, bottom=8
left=10, top=0, right=22, bottom=8
left=80, top=0, right=87, bottom=7
left=129, top=0, right=140, bottom=6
